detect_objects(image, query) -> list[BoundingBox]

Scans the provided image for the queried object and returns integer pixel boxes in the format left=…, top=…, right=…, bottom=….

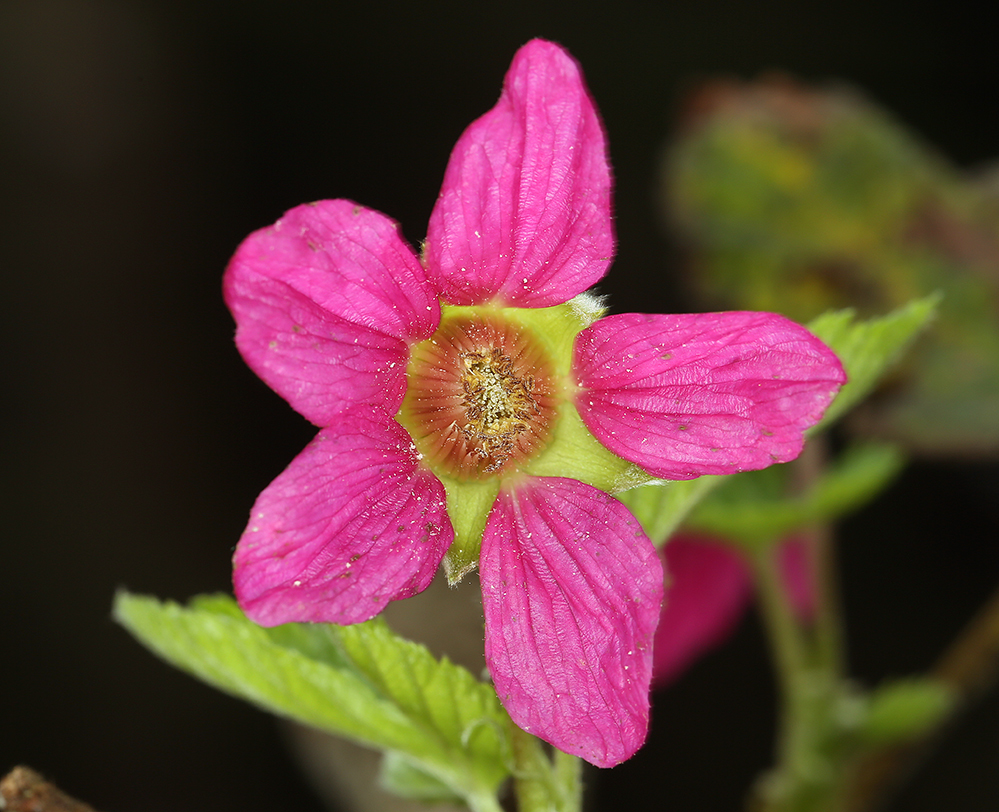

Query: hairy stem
left=792, top=438, right=846, bottom=678
left=468, top=790, right=507, bottom=812
left=749, top=445, right=853, bottom=812
left=509, top=724, right=583, bottom=812
left=751, top=541, right=813, bottom=767
left=553, top=748, right=584, bottom=811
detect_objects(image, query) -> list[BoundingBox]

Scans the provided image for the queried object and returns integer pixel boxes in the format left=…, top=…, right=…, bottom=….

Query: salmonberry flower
left=224, top=39, right=845, bottom=767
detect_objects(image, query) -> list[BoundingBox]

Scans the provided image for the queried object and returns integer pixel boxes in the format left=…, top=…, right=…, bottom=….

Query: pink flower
left=652, top=535, right=816, bottom=687
left=223, top=39, right=845, bottom=767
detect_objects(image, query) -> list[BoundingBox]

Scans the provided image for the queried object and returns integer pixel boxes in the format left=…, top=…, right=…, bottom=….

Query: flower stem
left=749, top=534, right=851, bottom=812
left=793, top=439, right=846, bottom=679
left=553, top=748, right=584, bottom=810
left=510, top=724, right=550, bottom=811
left=467, top=789, right=507, bottom=812
left=809, top=523, right=846, bottom=678
left=509, top=724, right=583, bottom=812
left=751, top=541, right=811, bottom=750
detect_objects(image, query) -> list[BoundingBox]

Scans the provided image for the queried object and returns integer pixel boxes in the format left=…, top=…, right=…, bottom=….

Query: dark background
left=2, top=1, right=998, bottom=810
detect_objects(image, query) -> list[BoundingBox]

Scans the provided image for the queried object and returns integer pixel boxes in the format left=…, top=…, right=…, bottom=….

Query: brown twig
left=0, top=767, right=101, bottom=812
left=846, top=581, right=999, bottom=811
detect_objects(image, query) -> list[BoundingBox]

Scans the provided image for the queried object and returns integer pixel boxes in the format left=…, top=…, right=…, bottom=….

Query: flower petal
left=574, top=312, right=846, bottom=479
left=652, top=536, right=752, bottom=688
left=425, top=39, right=613, bottom=307
left=481, top=477, right=662, bottom=768
left=225, top=199, right=439, bottom=342
left=224, top=272, right=409, bottom=425
left=233, top=411, right=453, bottom=626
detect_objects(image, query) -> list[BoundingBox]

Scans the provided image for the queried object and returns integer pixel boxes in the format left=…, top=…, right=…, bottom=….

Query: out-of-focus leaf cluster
left=665, top=76, right=999, bottom=455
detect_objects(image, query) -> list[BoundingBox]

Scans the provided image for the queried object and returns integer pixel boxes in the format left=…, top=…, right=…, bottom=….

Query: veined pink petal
left=574, top=312, right=846, bottom=479
left=425, top=39, right=614, bottom=307
left=481, top=477, right=663, bottom=768
left=225, top=272, right=409, bottom=425
left=225, top=200, right=439, bottom=343
left=652, top=536, right=752, bottom=688
left=233, top=411, right=453, bottom=626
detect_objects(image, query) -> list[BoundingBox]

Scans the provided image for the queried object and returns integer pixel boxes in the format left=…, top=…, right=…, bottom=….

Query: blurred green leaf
left=380, top=751, right=465, bottom=803
left=808, top=294, right=940, bottom=431
left=617, top=475, right=724, bottom=547
left=684, top=443, right=904, bottom=546
left=858, top=678, right=955, bottom=747
left=115, top=592, right=508, bottom=808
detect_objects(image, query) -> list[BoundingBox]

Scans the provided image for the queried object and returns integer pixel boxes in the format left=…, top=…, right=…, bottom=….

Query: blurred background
left=2, top=1, right=998, bottom=810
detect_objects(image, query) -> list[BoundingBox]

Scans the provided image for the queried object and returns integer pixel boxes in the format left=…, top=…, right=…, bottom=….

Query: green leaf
left=379, top=751, right=464, bottom=803
left=859, top=678, right=954, bottom=747
left=808, top=293, right=940, bottom=431
left=114, top=592, right=509, bottom=808
left=617, top=476, right=724, bottom=547
left=860, top=263, right=999, bottom=454
left=685, top=443, right=905, bottom=547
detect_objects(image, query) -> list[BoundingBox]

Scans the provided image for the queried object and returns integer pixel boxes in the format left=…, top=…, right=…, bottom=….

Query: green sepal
left=498, top=294, right=604, bottom=379
left=114, top=592, right=510, bottom=805
left=808, top=293, right=940, bottom=432
left=510, top=294, right=657, bottom=493
left=523, top=401, right=655, bottom=494
left=440, top=477, right=500, bottom=584
left=684, top=442, right=904, bottom=549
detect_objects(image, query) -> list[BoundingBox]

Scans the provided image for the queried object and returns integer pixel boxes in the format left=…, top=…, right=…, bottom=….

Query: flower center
left=400, top=311, right=558, bottom=480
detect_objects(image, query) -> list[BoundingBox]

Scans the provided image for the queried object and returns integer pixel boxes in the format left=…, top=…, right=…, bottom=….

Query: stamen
left=400, top=313, right=557, bottom=480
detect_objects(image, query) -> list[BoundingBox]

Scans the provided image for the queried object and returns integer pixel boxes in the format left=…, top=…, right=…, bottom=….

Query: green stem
left=510, top=724, right=555, bottom=812
left=752, top=540, right=809, bottom=685
left=509, top=724, right=584, bottom=812
left=751, top=542, right=812, bottom=760
left=793, top=439, right=846, bottom=679
left=467, top=789, right=507, bottom=812
left=751, top=541, right=817, bottom=812
left=809, top=524, right=846, bottom=678
left=751, top=532, right=856, bottom=812
left=553, top=748, right=584, bottom=811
